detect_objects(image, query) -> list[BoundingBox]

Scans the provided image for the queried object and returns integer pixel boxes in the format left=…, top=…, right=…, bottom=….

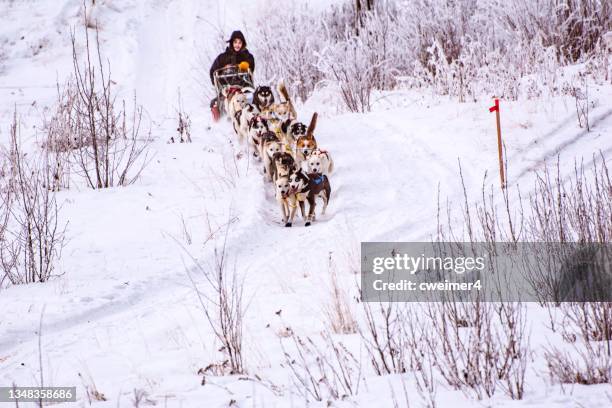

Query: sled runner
left=211, top=64, right=254, bottom=121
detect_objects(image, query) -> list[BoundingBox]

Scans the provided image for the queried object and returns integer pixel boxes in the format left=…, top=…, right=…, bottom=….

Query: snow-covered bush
left=0, top=111, right=66, bottom=286
left=65, top=26, right=152, bottom=189
left=252, top=3, right=324, bottom=102
left=252, top=0, right=611, bottom=107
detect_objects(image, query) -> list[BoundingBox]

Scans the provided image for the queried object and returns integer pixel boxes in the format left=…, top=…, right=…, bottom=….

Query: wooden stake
left=489, top=99, right=505, bottom=189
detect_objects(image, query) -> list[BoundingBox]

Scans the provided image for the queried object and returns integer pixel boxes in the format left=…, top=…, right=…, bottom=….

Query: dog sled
left=211, top=63, right=254, bottom=121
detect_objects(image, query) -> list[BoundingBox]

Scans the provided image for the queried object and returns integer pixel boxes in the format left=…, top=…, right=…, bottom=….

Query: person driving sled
left=209, top=30, right=255, bottom=121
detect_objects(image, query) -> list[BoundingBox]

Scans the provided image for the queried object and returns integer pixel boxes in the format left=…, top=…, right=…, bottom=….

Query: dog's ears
left=306, top=112, right=318, bottom=137
left=280, top=119, right=291, bottom=134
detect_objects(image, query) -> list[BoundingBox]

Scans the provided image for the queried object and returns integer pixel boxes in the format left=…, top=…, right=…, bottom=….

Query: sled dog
left=305, top=172, right=331, bottom=226
left=275, top=175, right=292, bottom=225
left=253, top=86, right=275, bottom=111
left=306, top=149, right=334, bottom=175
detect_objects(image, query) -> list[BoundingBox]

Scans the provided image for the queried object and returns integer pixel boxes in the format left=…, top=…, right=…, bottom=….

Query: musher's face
left=232, top=38, right=243, bottom=52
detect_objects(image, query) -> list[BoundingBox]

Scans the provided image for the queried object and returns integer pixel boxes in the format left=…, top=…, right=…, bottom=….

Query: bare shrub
left=404, top=305, right=438, bottom=408
left=419, top=298, right=528, bottom=400
left=187, top=227, right=245, bottom=375
left=68, top=23, right=152, bottom=189
left=281, top=331, right=362, bottom=403
left=531, top=157, right=612, bottom=386
left=565, top=72, right=591, bottom=130
left=439, top=154, right=612, bottom=392
left=524, top=158, right=612, bottom=304
left=359, top=301, right=408, bottom=375
left=131, top=389, right=155, bottom=407
left=545, top=302, right=612, bottom=385
left=78, top=372, right=107, bottom=404
left=41, top=82, right=75, bottom=191
left=169, top=90, right=192, bottom=144
left=1, top=111, right=66, bottom=285
left=545, top=336, right=612, bottom=385
left=416, top=164, right=530, bottom=400
left=324, top=253, right=358, bottom=334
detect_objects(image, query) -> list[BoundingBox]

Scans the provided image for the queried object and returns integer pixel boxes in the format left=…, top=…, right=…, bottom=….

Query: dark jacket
left=209, top=31, right=255, bottom=84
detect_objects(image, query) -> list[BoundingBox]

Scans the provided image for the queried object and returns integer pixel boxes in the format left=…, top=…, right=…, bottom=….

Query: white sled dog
left=306, top=148, right=334, bottom=175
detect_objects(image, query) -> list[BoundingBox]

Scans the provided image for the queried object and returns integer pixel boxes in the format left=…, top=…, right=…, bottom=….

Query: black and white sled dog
left=247, top=115, right=269, bottom=158
left=253, top=86, right=275, bottom=111
left=280, top=120, right=308, bottom=146
left=238, top=103, right=259, bottom=143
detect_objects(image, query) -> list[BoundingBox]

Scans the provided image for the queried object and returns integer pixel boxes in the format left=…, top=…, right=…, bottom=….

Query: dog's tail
left=328, top=156, right=334, bottom=174
left=278, top=80, right=297, bottom=119
left=306, top=112, right=318, bottom=137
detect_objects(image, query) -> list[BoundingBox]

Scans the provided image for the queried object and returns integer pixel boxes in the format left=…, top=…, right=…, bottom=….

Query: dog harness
left=312, top=175, right=324, bottom=185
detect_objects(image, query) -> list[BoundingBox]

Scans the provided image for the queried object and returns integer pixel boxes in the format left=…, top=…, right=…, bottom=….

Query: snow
left=1, top=1, right=612, bottom=407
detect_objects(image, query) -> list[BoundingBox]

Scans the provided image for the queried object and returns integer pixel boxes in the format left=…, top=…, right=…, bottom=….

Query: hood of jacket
left=226, top=30, right=247, bottom=50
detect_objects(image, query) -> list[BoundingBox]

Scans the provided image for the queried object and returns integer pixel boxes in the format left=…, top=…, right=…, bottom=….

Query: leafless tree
left=67, top=13, right=152, bottom=189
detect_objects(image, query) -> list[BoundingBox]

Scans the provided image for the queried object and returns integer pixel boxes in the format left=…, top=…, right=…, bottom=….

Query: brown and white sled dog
left=305, top=172, right=331, bottom=226
left=262, top=131, right=282, bottom=181
left=278, top=81, right=297, bottom=118
left=271, top=152, right=296, bottom=182
left=295, top=112, right=319, bottom=168
left=268, top=81, right=297, bottom=138
left=223, top=87, right=242, bottom=118
left=296, top=135, right=318, bottom=168
left=306, top=148, right=334, bottom=175
left=269, top=101, right=294, bottom=123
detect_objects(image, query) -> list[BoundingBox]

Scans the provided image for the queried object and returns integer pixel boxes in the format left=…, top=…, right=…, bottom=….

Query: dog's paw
left=285, top=222, right=292, bottom=227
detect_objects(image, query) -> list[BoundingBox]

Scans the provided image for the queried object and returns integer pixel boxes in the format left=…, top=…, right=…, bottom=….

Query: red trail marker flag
left=489, top=98, right=505, bottom=188
left=489, top=99, right=499, bottom=113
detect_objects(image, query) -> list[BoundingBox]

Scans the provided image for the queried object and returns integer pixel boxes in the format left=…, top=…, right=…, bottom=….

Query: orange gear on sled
left=238, top=61, right=250, bottom=72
